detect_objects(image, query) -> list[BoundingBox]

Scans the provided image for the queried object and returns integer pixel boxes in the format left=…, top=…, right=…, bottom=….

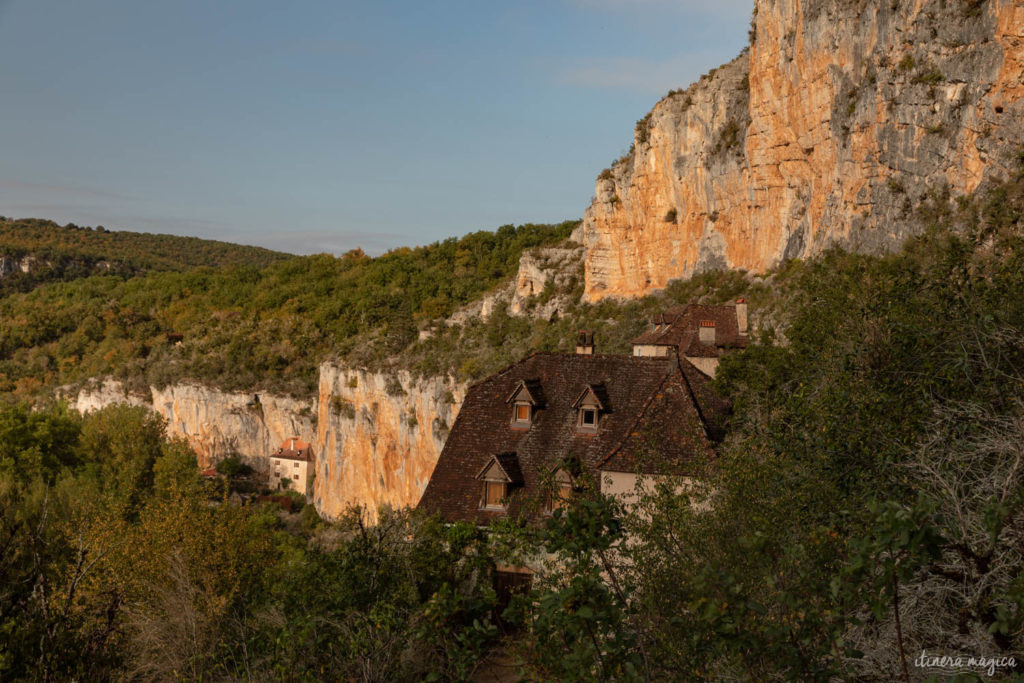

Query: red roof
left=272, top=436, right=313, bottom=462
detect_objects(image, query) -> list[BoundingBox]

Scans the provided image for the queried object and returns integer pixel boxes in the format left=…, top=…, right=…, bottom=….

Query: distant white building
left=269, top=437, right=313, bottom=496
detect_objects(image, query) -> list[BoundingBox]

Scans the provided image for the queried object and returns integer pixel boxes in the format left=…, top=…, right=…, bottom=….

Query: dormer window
left=506, top=379, right=543, bottom=429
left=579, top=407, right=598, bottom=428
left=476, top=453, right=522, bottom=511
left=573, top=384, right=607, bottom=434
left=483, top=479, right=506, bottom=509
left=545, top=468, right=574, bottom=514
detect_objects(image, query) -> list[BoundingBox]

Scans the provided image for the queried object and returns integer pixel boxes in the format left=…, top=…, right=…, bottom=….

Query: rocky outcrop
left=73, top=379, right=149, bottom=413
left=445, top=242, right=585, bottom=325
left=583, top=0, right=1024, bottom=301
left=315, top=364, right=466, bottom=523
left=509, top=245, right=584, bottom=318
left=0, top=255, right=44, bottom=277
left=445, top=280, right=516, bottom=326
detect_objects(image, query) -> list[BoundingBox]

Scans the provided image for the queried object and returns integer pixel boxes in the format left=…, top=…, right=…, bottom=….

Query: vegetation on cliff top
left=0, top=220, right=578, bottom=397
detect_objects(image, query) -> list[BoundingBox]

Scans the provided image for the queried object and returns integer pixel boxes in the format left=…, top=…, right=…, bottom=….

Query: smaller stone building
left=631, top=299, right=748, bottom=377
left=269, top=437, right=313, bottom=496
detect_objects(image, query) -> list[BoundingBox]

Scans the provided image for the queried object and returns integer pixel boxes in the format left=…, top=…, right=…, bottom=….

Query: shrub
left=635, top=113, right=653, bottom=146
left=385, top=375, right=406, bottom=396
left=330, top=396, right=356, bottom=419
left=713, top=119, right=742, bottom=156
left=215, top=455, right=252, bottom=477
left=912, top=69, right=943, bottom=86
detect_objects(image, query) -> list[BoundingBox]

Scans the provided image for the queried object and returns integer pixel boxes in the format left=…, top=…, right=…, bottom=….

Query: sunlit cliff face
left=314, top=365, right=465, bottom=524
left=583, top=0, right=1024, bottom=301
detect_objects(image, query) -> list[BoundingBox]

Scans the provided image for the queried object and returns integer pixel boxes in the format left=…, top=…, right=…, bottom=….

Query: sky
left=0, top=0, right=750, bottom=255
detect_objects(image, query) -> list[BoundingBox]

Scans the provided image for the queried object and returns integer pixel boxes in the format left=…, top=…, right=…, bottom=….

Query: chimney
left=575, top=330, right=595, bottom=355
left=736, top=298, right=748, bottom=336
left=290, top=437, right=297, bottom=450
left=699, top=320, right=716, bottom=345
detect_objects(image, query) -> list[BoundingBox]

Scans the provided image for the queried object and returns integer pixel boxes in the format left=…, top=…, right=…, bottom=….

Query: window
left=545, top=482, right=572, bottom=513
left=545, top=470, right=574, bottom=513
left=577, top=406, right=599, bottom=432
left=482, top=480, right=506, bottom=509
left=512, top=402, right=531, bottom=426
left=293, top=462, right=299, bottom=468
left=293, top=474, right=299, bottom=481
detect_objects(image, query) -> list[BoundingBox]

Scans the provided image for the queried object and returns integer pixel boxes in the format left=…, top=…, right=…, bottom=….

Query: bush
left=215, top=455, right=252, bottom=477
left=330, top=396, right=356, bottom=419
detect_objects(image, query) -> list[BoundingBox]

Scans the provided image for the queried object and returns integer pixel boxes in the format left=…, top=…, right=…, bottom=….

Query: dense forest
left=0, top=220, right=578, bottom=397
left=0, top=218, right=290, bottom=297
left=3, top=166, right=1023, bottom=679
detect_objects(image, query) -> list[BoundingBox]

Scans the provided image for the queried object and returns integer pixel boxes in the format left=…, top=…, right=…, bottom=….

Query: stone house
left=631, top=299, right=748, bottom=377
left=269, top=437, right=313, bottom=496
left=417, top=344, right=729, bottom=595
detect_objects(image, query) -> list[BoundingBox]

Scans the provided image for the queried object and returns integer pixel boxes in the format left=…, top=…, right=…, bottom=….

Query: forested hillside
left=0, top=217, right=291, bottom=296
left=0, top=221, right=578, bottom=397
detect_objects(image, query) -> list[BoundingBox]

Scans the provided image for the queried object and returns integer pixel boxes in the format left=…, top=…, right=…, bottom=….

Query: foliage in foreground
left=0, top=402, right=501, bottom=681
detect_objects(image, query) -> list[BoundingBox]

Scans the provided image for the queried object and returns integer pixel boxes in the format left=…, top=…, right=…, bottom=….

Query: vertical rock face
left=73, top=379, right=149, bottom=413
left=583, top=0, right=1024, bottom=301
left=315, top=364, right=465, bottom=523
left=150, top=385, right=315, bottom=470
left=73, top=381, right=315, bottom=470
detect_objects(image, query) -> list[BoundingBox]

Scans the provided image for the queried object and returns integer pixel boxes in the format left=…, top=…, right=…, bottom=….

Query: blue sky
left=0, top=0, right=749, bottom=255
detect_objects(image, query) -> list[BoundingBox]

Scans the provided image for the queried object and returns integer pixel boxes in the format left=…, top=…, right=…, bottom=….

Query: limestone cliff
left=150, top=385, right=314, bottom=470
left=73, top=379, right=149, bottom=413
left=583, top=0, right=1024, bottom=300
left=73, top=370, right=465, bottom=521
left=73, top=380, right=315, bottom=471
left=315, top=364, right=465, bottom=523
left=0, top=254, right=115, bottom=279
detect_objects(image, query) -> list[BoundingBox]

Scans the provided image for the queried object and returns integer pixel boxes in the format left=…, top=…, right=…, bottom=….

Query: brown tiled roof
left=272, top=437, right=312, bottom=462
left=417, top=352, right=729, bottom=524
left=631, top=303, right=748, bottom=356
